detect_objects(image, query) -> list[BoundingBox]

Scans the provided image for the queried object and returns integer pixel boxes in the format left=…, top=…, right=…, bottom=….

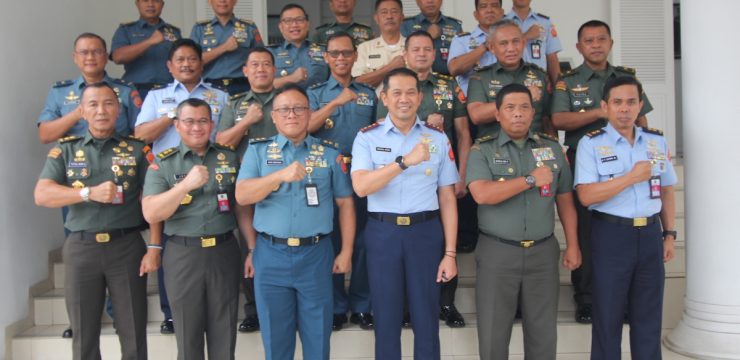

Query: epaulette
left=456, top=32, right=471, bottom=37
left=126, top=135, right=146, bottom=143
left=229, top=92, right=248, bottom=101
left=59, top=135, right=82, bottom=144
left=447, top=16, right=463, bottom=24
left=249, top=137, right=271, bottom=144
left=151, top=84, right=165, bottom=90
left=527, top=63, right=547, bottom=74
left=109, top=78, right=135, bottom=88
left=53, top=80, right=73, bottom=88
left=535, top=12, right=550, bottom=19
left=424, top=123, right=444, bottom=133
left=586, top=129, right=606, bottom=138
left=404, top=16, right=416, bottom=21
left=641, top=127, right=664, bottom=136
left=537, top=132, right=559, bottom=142
left=314, top=23, right=329, bottom=30
left=434, top=72, right=453, bottom=81
left=236, top=18, right=255, bottom=25
left=215, top=142, right=236, bottom=151
left=475, top=135, right=496, bottom=143
left=560, top=69, right=578, bottom=78
left=120, top=20, right=137, bottom=26
left=321, top=139, right=339, bottom=149
left=476, top=64, right=494, bottom=73
left=196, top=19, right=211, bottom=25
left=360, top=122, right=381, bottom=133
left=157, top=147, right=178, bottom=159
left=616, top=66, right=636, bottom=75
left=309, top=81, right=327, bottom=90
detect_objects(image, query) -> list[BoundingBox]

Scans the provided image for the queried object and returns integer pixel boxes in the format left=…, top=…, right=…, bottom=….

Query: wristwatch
left=662, top=230, right=678, bottom=239
left=524, top=175, right=536, bottom=188
left=167, top=109, right=177, bottom=120
left=79, top=187, right=90, bottom=202
left=395, top=156, right=408, bottom=170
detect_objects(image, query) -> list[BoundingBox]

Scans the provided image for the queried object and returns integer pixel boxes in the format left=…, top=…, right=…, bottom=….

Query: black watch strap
left=662, top=230, right=677, bottom=239
left=395, top=156, right=408, bottom=170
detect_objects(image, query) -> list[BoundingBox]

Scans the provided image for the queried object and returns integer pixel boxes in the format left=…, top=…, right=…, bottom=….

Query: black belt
left=260, top=233, right=330, bottom=247
left=206, top=77, right=248, bottom=87
left=77, top=226, right=140, bottom=243
left=483, top=232, right=553, bottom=248
left=592, top=211, right=660, bottom=227
left=368, top=210, right=439, bottom=226
left=169, top=232, right=234, bottom=248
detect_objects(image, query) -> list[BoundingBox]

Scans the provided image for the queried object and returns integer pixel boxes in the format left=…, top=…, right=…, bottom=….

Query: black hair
left=176, top=98, right=212, bottom=119
left=602, top=76, right=643, bottom=102
left=280, top=3, right=308, bottom=20
left=404, top=30, right=434, bottom=49
left=168, top=39, right=203, bottom=61
left=495, top=83, right=532, bottom=109
left=475, top=0, right=503, bottom=10
left=80, top=82, right=119, bottom=103
left=245, top=46, right=275, bottom=65
left=375, top=0, right=403, bottom=12
left=382, top=68, right=420, bottom=92
left=577, top=20, right=611, bottom=41
left=326, top=31, right=357, bottom=51
left=74, top=33, right=107, bottom=51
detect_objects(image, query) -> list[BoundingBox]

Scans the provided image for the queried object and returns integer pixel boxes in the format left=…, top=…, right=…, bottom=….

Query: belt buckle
left=343, top=156, right=352, bottom=164
left=521, top=240, right=534, bottom=248
left=95, top=233, right=110, bottom=243
left=287, top=237, right=301, bottom=247
left=223, top=79, right=231, bottom=86
left=201, top=237, right=216, bottom=248
left=396, top=216, right=411, bottom=226
left=633, top=217, right=647, bottom=227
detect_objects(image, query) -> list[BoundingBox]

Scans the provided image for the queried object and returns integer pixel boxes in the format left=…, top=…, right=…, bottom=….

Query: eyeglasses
left=177, top=118, right=211, bottom=127
left=326, top=50, right=355, bottom=58
left=272, top=106, right=309, bottom=117
left=75, top=49, right=106, bottom=57
left=280, top=17, right=307, bottom=25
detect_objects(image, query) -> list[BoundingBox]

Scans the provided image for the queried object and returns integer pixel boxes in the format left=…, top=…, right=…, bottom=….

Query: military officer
left=307, top=31, right=376, bottom=331
left=235, top=84, right=355, bottom=360
left=447, top=0, right=504, bottom=97
left=312, top=0, right=373, bottom=46
left=269, top=4, right=329, bottom=90
left=191, top=0, right=264, bottom=95
left=111, top=0, right=182, bottom=99
left=467, top=83, right=581, bottom=360
left=38, top=33, right=142, bottom=144
left=551, top=20, right=653, bottom=324
left=375, top=30, right=471, bottom=328
left=467, top=19, right=552, bottom=138
left=142, top=98, right=249, bottom=359
left=574, top=76, right=676, bottom=360
left=34, top=82, right=156, bottom=360
left=505, top=0, right=562, bottom=84
left=351, top=0, right=406, bottom=89
left=351, top=68, right=459, bottom=360
left=401, top=0, right=463, bottom=75
left=216, top=47, right=279, bottom=157
left=135, top=38, right=228, bottom=155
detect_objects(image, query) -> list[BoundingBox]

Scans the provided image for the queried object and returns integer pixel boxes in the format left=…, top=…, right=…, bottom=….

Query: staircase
left=12, top=165, right=693, bottom=359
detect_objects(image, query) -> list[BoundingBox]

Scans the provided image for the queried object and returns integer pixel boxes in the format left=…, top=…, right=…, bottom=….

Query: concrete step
left=12, top=277, right=688, bottom=359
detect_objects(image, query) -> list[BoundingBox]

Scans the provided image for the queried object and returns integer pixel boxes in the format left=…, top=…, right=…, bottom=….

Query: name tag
left=494, top=158, right=510, bottom=165
left=600, top=156, right=618, bottom=163
left=375, top=147, right=391, bottom=152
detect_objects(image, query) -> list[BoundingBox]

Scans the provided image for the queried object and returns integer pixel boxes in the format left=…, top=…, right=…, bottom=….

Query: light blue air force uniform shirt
left=504, top=9, right=562, bottom=71
left=351, top=116, right=459, bottom=213
left=237, top=134, right=354, bottom=238
left=135, top=79, right=228, bottom=154
left=447, top=26, right=498, bottom=96
left=574, top=123, right=677, bottom=218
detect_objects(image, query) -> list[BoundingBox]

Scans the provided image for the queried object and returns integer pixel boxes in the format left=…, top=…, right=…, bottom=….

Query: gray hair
left=487, top=19, right=520, bottom=42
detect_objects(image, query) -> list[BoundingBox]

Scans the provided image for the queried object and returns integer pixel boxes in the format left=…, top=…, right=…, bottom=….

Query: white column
left=664, top=0, right=740, bottom=358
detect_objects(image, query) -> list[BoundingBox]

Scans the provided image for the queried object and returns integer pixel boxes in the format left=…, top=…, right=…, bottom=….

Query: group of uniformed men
left=32, top=0, right=678, bottom=359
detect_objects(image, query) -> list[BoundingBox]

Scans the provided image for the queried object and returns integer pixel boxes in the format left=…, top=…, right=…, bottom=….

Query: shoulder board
left=561, top=68, right=578, bottom=78
left=535, top=12, right=550, bottom=19
left=476, top=64, right=494, bottom=73
left=215, top=143, right=236, bottom=151
left=120, top=20, right=137, bottom=26
left=321, top=139, right=339, bottom=149
left=356, top=23, right=372, bottom=29
left=53, top=80, right=74, bottom=88
left=196, top=19, right=211, bottom=25
left=309, top=81, right=326, bottom=90
left=424, top=123, right=444, bottom=133
left=59, top=135, right=82, bottom=144
left=537, top=132, right=559, bottom=142
left=126, top=135, right=146, bottom=143
left=249, top=137, right=271, bottom=144
left=109, top=78, right=134, bottom=88
left=447, top=16, right=463, bottom=24
left=151, top=84, right=165, bottom=90
left=236, top=18, right=255, bottom=25
left=641, top=127, right=664, bottom=136
left=315, top=23, right=329, bottom=30
left=586, top=129, right=606, bottom=138
left=157, top=147, right=178, bottom=159
left=266, top=43, right=280, bottom=48
left=475, top=135, right=496, bottom=143
left=456, top=32, right=471, bottom=37
left=404, top=16, right=416, bottom=21
left=616, top=66, right=636, bottom=75
left=434, top=72, right=453, bottom=81
left=360, top=122, right=381, bottom=133
left=229, top=92, right=248, bottom=101
left=527, top=63, right=547, bottom=74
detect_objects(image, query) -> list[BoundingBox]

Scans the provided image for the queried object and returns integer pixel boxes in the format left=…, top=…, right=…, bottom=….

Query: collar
left=274, top=133, right=311, bottom=150
left=137, top=18, right=163, bottom=29
left=82, top=130, right=122, bottom=145
left=376, top=34, right=405, bottom=47
left=414, top=12, right=446, bottom=25
left=209, top=15, right=235, bottom=26
left=419, top=72, right=437, bottom=87
left=506, top=8, right=536, bottom=22
left=74, top=73, right=113, bottom=90
left=492, top=61, right=526, bottom=73
left=578, top=62, right=617, bottom=81
left=496, top=130, right=537, bottom=147
left=604, top=122, right=643, bottom=145
left=281, top=39, right=311, bottom=50
left=178, top=141, right=216, bottom=158
left=244, top=89, right=275, bottom=104
left=472, top=26, right=487, bottom=38
left=380, top=114, right=424, bottom=134
left=173, top=78, right=208, bottom=92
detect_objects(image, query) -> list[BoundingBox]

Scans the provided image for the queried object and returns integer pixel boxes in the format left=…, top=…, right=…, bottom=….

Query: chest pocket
left=489, top=158, right=515, bottom=180
left=365, top=53, right=385, bottom=71
left=596, top=159, right=624, bottom=180
left=275, top=55, right=293, bottom=72
left=354, top=95, right=375, bottom=119
left=215, top=165, right=238, bottom=188
left=370, top=149, right=394, bottom=170
left=200, top=34, right=219, bottom=51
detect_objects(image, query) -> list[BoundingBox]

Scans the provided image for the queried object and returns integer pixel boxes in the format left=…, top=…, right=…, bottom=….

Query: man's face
left=489, top=25, right=524, bottom=68
left=136, top=0, right=164, bottom=22
left=208, top=0, right=236, bottom=17
left=243, top=51, right=275, bottom=92
left=279, top=7, right=309, bottom=44
left=374, top=1, right=403, bottom=35
left=167, top=46, right=203, bottom=84
left=602, top=84, right=643, bottom=132
left=73, top=37, right=108, bottom=77
left=329, top=0, right=356, bottom=17
left=416, top=0, right=442, bottom=17
left=82, top=86, right=120, bottom=134
left=325, top=36, right=357, bottom=78
left=404, top=35, right=435, bottom=73
left=474, top=0, right=504, bottom=28
left=576, top=26, right=613, bottom=66
left=512, top=0, right=531, bottom=9
left=272, top=90, right=310, bottom=140
left=175, top=105, right=214, bottom=148
left=497, top=92, right=534, bottom=139
left=381, top=75, right=422, bottom=122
